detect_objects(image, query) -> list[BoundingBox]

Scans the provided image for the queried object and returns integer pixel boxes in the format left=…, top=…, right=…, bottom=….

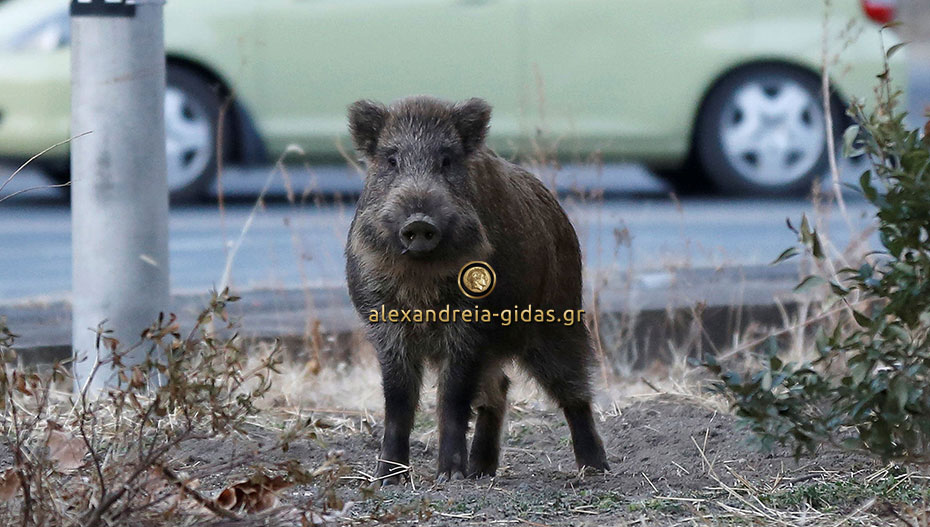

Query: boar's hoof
left=578, top=460, right=610, bottom=474
left=374, top=473, right=405, bottom=488
left=468, top=458, right=498, bottom=479
left=374, top=463, right=409, bottom=487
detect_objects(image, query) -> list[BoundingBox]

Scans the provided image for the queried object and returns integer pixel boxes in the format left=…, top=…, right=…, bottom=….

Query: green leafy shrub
left=706, top=57, right=930, bottom=462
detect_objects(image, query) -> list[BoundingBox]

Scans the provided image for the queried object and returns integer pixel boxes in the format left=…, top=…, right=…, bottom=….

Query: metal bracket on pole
left=71, top=0, right=136, bottom=18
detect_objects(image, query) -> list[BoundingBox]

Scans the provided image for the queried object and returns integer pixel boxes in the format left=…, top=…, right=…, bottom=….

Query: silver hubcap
left=164, top=86, right=212, bottom=192
left=721, top=78, right=825, bottom=187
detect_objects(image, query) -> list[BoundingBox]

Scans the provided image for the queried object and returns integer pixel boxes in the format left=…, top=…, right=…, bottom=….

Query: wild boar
left=345, top=96, right=608, bottom=483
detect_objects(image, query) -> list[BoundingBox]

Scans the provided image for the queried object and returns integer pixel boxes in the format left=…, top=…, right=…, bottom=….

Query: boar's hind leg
left=562, top=399, right=610, bottom=472
left=436, top=358, right=483, bottom=481
left=469, top=366, right=510, bottom=478
left=521, top=334, right=610, bottom=472
left=377, top=356, right=424, bottom=485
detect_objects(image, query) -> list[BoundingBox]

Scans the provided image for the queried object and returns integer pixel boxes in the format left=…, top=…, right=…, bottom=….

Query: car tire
left=44, top=66, right=227, bottom=203
left=164, top=65, right=228, bottom=203
left=40, top=160, right=72, bottom=198
left=696, top=64, right=844, bottom=196
left=654, top=157, right=710, bottom=196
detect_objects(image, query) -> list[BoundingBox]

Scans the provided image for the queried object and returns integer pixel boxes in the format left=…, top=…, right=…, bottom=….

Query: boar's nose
left=399, top=214, right=441, bottom=255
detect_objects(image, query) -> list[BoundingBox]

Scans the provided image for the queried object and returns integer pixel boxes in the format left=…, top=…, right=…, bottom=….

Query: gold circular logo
left=458, top=261, right=496, bottom=299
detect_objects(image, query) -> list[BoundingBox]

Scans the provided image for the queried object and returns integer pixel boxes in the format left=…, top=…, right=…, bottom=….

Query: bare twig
left=820, top=0, right=853, bottom=232
left=218, top=146, right=304, bottom=293
left=0, top=131, right=91, bottom=195
left=0, top=131, right=93, bottom=204
left=0, top=182, right=72, bottom=204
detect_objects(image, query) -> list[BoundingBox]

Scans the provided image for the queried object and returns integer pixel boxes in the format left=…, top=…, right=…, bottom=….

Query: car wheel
left=164, top=66, right=226, bottom=202
left=42, top=66, right=224, bottom=202
left=696, top=65, right=843, bottom=196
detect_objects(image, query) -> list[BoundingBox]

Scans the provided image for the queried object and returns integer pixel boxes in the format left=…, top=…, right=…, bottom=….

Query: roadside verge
left=2, top=264, right=801, bottom=366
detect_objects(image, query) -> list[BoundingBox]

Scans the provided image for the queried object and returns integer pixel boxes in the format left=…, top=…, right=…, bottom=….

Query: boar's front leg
left=469, top=366, right=509, bottom=478
left=377, top=352, right=423, bottom=485
left=436, top=357, right=482, bottom=481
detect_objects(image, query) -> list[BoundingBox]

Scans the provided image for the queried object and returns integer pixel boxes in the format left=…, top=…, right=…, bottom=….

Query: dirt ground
left=172, top=393, right=923, bottom=526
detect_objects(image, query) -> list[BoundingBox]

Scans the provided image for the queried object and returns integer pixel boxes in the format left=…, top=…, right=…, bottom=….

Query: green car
left=0, top=0, right=907, bottom=200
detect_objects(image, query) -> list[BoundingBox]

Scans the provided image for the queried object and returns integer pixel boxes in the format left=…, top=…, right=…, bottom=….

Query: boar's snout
left=399, top=213, right=442, bottom=255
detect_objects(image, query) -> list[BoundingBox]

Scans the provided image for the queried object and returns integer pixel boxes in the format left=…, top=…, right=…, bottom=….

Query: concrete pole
left=70, top=0, right=169, bottom=394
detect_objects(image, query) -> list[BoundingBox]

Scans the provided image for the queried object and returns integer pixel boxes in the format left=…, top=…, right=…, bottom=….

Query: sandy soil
left=175, top=395, right=895, bottom=526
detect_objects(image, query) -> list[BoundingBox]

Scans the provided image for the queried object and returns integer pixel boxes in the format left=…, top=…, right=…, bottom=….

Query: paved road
left=0, top=163, right=878, bottom=302
left=4, top=45, right=925, bottom=303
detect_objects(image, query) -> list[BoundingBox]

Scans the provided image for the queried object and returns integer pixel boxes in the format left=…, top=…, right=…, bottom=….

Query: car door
left=523, top=0, right=750, bottom=162
left=252, top=0, right=525, bottom=160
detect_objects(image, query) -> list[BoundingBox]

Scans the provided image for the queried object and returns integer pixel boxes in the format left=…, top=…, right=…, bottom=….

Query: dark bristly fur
left=345, top=96, right=609, bottom=483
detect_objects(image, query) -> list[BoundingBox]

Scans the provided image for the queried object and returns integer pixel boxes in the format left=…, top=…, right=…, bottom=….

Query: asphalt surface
left=0, top=161, right=878, bottom=304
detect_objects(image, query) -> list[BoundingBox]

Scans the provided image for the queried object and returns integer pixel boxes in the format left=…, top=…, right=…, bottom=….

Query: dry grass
left=0, top=294, right=360, bottom=527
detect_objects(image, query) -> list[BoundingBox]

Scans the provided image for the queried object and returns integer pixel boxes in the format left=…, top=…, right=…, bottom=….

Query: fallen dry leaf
left=0, top=469, right=19, bottom=502
left=13, top=371, right=31, bottom=396
left=130, top=366, right=146, bottom=389
left=46, top=424, right=86, bottom=471
left=215, top=476, right=292, bottom=514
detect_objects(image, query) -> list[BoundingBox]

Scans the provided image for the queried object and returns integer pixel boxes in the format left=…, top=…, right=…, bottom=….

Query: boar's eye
left=440, top=155, right=452, bottom=170
left=387, top=155, right=398, bottom=168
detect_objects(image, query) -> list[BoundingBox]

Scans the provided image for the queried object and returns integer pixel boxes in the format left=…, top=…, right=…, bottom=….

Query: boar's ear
left=348, top=100, right=388, bottom=158
left=452, top=98, right=491, bottom=155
